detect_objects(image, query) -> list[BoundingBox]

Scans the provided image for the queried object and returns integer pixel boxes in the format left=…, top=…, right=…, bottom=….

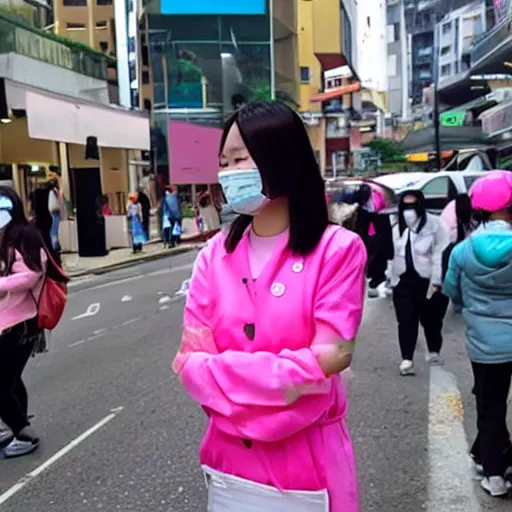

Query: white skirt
left=202, top=465, right=329, bottom=512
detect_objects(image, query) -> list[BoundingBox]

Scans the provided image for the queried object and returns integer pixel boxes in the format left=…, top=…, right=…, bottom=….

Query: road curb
left=67, top=244, right=203, bottom=279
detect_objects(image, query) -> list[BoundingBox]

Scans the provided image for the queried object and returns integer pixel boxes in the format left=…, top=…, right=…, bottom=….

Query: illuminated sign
left=161, top=0, right=266, bottom=15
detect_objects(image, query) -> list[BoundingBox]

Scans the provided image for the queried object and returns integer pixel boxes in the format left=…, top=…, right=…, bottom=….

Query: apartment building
left=52, top=0, right=119, bottom=103
left=437, top=0, right=486, bottom=84
left=298, top=0, right=362, bottom=176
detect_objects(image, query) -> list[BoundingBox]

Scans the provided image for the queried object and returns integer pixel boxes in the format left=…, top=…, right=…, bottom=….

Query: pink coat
left=0, top=251, right=44, bottom=333
left=173, top=225, right=367, bottom=511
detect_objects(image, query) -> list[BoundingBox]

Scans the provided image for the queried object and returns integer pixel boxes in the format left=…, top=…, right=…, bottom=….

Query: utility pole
left=432, top=2, right=442, bottom=171
left=399, top=0, right=409, bottom=120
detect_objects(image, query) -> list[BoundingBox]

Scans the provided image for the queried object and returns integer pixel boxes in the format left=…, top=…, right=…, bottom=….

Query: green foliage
left=177, top=59, right=203, bottom=82
left=365, top=138, right=406, bottom=163
left=0, top=9, right=115, bottom=62
left=181, top=204, right=196, bottom=218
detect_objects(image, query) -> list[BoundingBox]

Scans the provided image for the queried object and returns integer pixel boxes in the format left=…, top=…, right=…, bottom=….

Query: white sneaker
left=427, top=352, right=444, bottom=366
left=399, top=360, right=416, bottom=376
left=3, top=436, right=39, bottom=458
left=480, top=476, right=512, bottom=497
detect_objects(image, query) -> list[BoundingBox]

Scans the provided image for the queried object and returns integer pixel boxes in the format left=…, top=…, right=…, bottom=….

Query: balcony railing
left=0, top=12, right=109, bottom=81
left=470, top=13, right=512, bottom=64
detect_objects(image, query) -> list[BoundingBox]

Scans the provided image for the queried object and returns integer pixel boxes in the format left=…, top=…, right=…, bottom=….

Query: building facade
left=437, top=0, right=486, bottom=84
left=297, top=0, right=362, bottom=176
left=0, top=3, right=150, bottom=254
left=137, top=0, right=297, bottom=192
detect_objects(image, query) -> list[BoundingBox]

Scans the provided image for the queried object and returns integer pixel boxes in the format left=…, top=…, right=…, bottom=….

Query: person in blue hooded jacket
left=443, top=170, right=512, bottom=498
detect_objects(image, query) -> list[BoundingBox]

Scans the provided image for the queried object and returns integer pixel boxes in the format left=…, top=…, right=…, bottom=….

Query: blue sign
left=161, top=0, right=266, bottom=15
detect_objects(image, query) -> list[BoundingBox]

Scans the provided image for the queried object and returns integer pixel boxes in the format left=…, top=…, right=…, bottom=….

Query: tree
left=366, top=138, right=406, bottom=163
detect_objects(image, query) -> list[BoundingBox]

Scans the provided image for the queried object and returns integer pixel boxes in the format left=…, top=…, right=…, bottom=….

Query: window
left=418, top=46, right=433, bottom=57
left=388, top=54, right=397, bottom=76
left=464, top=175, right=481, bottom=190
left=442, top=22, right=451, bottom=34
left=96, top=0, right=112, bottom=4
left=454, top=61, right=459, bottom=73
left=387, top=23, right=399, bottom=43
left=143, top=99, right=152, bottom=112
left=367, top=16, right=371, bottom=28
left=441, top=45, right=451, bottom=56
left=300, top=66, right=310, bottom=83
left=441, top=63, right=451, bottom=76
left=142, top=71, right=150, bottom=84
left=422, top=177, right=449, bottom=196
left=99, top=41, right=108, bottom=52
left=63, top=0, right=86, bottom=6
left=66, top=22, right=85, bottom=29
left=141, top=45, right=149, bottom=67
left=96, top=21, right=107, bottom=29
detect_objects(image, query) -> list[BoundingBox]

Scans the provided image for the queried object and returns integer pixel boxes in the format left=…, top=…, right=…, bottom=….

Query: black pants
left=392, top=273, right=449, bottom=360
left=471, top=361, right=512, bottom=477
left=0, top=319, right=38, bottom=436
left=367, top=236, right=387, bottom=289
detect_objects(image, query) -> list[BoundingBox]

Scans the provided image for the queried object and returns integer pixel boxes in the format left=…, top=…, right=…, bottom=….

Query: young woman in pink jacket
left=173, top=101, right=368, bottom=511
left=0, top=187, right=47, bottom=458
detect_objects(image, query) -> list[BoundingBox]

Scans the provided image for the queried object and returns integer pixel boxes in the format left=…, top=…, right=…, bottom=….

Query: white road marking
left=87, top=332, right=106, bottom=342
left=0, top=407, right=123, bottom=506
left=427, top=366, right=481, bottom=511
left=158, top=296, right=172, bottom=304
left=68, top=263, right=195, bottom=293
left=159, top=305, right=170, bottom=311
left=121, top=295, right=132, bottom=302
left=69, top=339, right=85, bottom=348
left=121, top=317, right=140, bottom=326
left=71, top=303, right=100, bottom=321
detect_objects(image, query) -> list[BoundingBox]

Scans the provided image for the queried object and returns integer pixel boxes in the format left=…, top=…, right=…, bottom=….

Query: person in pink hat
left=443, top=170, right=512, bottom=497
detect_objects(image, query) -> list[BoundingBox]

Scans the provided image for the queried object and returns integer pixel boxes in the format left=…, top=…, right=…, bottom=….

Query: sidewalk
left=62, top=239, right=203, bottom=278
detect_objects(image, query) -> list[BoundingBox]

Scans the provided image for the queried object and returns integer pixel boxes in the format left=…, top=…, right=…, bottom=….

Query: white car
left=375, top=170, right=489, bottom=214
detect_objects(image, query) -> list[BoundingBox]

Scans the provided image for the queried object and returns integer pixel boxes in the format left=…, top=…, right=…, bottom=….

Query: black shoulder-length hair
left=221, top=101, right=328, bottom=255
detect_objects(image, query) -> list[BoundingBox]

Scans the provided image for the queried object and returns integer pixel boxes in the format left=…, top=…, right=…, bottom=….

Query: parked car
left=375, top=170, right=489, bottom=214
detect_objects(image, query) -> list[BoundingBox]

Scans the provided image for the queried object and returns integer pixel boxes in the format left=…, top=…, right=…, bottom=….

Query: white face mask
left=0, top=210, right=12, bottom=230
left=402, top=209, right=419, bottom=228
left=218, top=168, right=269, bottom=216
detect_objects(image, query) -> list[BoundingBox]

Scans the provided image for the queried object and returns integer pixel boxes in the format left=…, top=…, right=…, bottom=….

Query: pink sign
left=168, top=120, right=222, bottom=184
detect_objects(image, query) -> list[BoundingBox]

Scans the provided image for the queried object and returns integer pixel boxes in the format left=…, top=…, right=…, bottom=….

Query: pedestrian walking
left=161, top=186, right=181, bottom=248
left=137, top=188, right=151, bottom=240
left=173, top=101, right=367, bottom=511
left=0, top=187, right=48, bottom=458
left=47, top=175, right=63, bottom=253
left=127, top=193, right=146, bottom=253
left=443, top=170, right=512, bottom=497
left=389, top=190, right=450, bottom=376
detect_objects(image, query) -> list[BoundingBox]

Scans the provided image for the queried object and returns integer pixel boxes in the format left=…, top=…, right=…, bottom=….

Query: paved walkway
left=62, top=240, right=202, bottom=278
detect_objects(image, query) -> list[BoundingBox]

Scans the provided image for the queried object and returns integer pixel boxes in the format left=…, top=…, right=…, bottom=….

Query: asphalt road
left=0, top=250, right=509, bottom=511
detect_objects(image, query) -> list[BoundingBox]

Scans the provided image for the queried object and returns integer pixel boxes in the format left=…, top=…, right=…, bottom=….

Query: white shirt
left=388, top=213, right=449, bottom=288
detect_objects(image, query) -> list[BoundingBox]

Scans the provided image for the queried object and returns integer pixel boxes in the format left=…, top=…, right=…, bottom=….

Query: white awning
left=6, top=81, right=150, bottom=150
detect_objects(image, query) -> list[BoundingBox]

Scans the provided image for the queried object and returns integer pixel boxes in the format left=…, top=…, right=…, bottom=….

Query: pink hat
left=469, top=170, right=512, bottom=212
